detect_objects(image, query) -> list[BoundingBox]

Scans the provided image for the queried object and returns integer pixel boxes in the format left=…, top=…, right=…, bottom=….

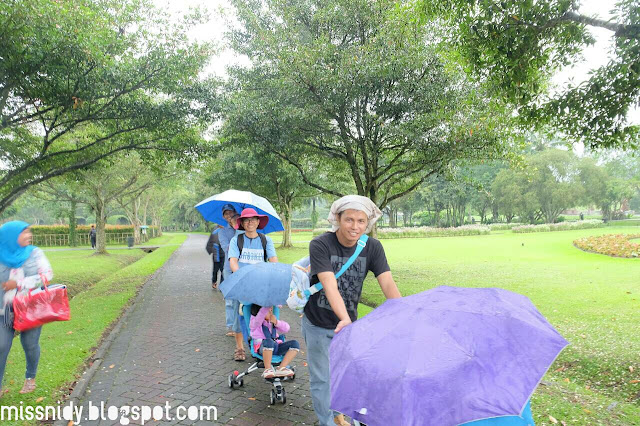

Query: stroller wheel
left=228, top=374, right=234, bottom=389
left=270, top=389, right=276, bottom=405
left=281, top=387, right=286, bottom=404
left=238, top=378, right=244, bottom=387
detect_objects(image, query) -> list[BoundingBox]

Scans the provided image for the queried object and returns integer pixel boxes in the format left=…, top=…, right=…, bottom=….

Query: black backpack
left=236, top=233, right=268, bottom=262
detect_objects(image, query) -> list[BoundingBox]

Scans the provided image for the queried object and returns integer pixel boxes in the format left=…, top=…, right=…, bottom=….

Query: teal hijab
left=0, top=221, right=35, bottom=268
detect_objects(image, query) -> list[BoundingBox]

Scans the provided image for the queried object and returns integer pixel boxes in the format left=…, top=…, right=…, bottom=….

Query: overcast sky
left=153, top=0, right=637, bottom=128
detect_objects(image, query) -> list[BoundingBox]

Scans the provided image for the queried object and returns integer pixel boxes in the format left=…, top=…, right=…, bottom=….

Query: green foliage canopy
left=0, top=0, right=219, bottom=214
left=224, top=0, right=514, bottom=209
left=419, top=0, right=640, bottom=149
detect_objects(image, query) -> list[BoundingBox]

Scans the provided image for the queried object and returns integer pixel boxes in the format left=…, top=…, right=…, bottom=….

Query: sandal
left=233, top=348, right=246, bottom=362
left=225, top=331, right=235, bottom=337
left=212, top=282, right=218, bottom=289
left=275, top=367, right=295, bottom=377
left=19, top=378, right=36, bottom=394
left=261, top=367, right=276, bottom=379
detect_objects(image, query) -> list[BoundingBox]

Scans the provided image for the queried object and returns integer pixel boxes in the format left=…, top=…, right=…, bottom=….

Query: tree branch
left=561, top=11, right=637, bottom=38
left=269, top=148, right=344, bottom=198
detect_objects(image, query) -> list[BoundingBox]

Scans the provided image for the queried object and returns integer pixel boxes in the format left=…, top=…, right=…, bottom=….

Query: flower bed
left=313, top=225, right=490, bottom=239
left=573, top=234, right=640, bottom=258
left=512, top=220, right=603, bottom=233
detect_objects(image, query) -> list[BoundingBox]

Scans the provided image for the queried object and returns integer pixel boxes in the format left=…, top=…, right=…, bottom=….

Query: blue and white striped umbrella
left=194, top=189, right=284, bottom=234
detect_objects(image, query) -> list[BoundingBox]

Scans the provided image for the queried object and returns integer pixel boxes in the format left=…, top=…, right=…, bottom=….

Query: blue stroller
left=227, top=304, right=296, bottom=405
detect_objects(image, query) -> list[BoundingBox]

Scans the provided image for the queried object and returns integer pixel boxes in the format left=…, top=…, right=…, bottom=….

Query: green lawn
left=5, top=229, right=636, bottom=424
left=44, top=250, right=145, bottom=297
left=277, top=227, right=640, bottom=424
left=38, top=233, right=180, bottom=296
left=1, top=234, right=187, bottom=424
left=358, top=227, right=639, bottom=425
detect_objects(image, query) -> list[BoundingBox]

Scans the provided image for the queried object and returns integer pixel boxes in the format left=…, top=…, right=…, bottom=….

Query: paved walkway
left=75, top=234, right=318, bottom=425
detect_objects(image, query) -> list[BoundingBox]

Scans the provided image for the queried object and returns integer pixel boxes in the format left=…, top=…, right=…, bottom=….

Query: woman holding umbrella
left=227, top=208, right=278, bottom=362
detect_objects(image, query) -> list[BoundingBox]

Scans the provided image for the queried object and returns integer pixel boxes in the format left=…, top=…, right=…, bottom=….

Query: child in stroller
left=228, top=303, right=298, bottom=404
left=249, top=304, right=300, bottom=379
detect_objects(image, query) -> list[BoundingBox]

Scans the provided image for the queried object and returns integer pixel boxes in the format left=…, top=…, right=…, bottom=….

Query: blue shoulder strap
left=305, top=234, right=369, bottom=297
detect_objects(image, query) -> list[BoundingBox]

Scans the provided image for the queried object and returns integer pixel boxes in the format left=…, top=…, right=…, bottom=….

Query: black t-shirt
left=304, top=232, right=390, bottom=329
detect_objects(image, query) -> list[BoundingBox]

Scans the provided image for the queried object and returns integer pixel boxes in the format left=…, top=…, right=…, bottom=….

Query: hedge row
left=30, top=225, right=159, bottom=247
left=312, top=225, right=491, bottom=239
left=30, top=225, right=140, bottom=235
left=512, top=220, right=603, bottom=233
left=489, top=223, right=523, bottom=231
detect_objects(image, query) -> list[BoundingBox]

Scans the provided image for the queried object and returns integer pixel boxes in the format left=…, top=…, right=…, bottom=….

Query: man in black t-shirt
left=302, top=195, right=401, bottom=426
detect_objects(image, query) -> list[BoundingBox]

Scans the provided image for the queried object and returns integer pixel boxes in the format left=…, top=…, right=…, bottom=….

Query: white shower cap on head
left=327, top=195, right=382, bottom=234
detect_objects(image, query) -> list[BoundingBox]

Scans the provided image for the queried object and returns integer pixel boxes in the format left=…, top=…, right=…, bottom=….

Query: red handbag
left=12, top=284, right=71, bottom=331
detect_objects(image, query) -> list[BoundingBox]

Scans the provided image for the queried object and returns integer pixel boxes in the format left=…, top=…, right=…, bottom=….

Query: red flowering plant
left=574, top=234, right=640, bottom=258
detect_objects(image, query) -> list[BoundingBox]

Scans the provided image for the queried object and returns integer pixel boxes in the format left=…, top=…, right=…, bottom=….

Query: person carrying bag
left=0, top=221, right=59, bottom=397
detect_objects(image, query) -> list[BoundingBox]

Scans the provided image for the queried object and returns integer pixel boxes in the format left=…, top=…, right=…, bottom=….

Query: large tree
left=493, top=149, right=584, bottom=224
left=0, top=0, right=218, bottom=214
left=419, top=0, right=640, bottom=149
left=75, top=155, right=157, bottom=253
left=224, top=0, right=513, bottom=213
left=580, top=157, right=637, bottom=220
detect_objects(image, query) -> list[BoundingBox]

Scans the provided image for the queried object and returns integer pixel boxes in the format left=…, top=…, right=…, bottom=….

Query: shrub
left=313, top=225, right=490, bottom=238
left=512, top=220, right=603, bottom=233
left=512, top=224, right=551, bottom=233
left=489, top=223, right=523, bottom=231
left=377, top=225, right=490, bottom=238
left=30, top=224, right=135, bottom=235
left=30, top=225, right=158, bottom=246
left=574, top=234, right=640, bottom=258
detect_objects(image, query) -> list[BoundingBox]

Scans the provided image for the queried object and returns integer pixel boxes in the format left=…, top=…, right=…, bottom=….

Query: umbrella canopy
left=330, top=286, right=568, bottom=426
left=194, top=189, right=284, bottom=234
left=219, top=262, right=292, bottom=307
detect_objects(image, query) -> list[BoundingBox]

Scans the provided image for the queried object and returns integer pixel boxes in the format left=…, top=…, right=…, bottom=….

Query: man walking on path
left=303, top=195, right=402, bottom=426
left=217, top=205, right=244, bottom=342
left=89, top=225, right=96, bottom=249
left=206, top=225, right=224, bottom=289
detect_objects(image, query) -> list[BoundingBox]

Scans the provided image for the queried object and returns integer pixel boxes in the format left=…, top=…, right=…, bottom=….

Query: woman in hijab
left=0, top=221, right=53, bottom=397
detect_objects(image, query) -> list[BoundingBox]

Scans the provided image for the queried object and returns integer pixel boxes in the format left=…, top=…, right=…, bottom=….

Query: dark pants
left=90, top=236, right=96, bottom=249
left=212, top=258, right=224, bottom=284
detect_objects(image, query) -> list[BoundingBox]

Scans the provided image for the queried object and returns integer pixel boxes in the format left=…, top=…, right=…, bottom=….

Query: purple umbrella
left=330, top=286, right=568, bottom=426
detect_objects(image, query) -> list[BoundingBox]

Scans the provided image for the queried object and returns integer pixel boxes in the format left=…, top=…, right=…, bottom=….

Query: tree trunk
left=142, top=196, right=149, bottom=228
left=311, top=197, right=318, bottom=229
left=369, top=222, right=378, bottom=239
left=95, top=197, right=108, bottom=254
left=68, top=200, right=77, bottom=247
left=152, top=214, right=163, bottom=237
left=491, top=202, right=500, bottom=222
left=388, top=208, right=397, bottom=228
left=280, top=201, right=293, bottom=248
left=132, top=197, right=141, bottom=245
